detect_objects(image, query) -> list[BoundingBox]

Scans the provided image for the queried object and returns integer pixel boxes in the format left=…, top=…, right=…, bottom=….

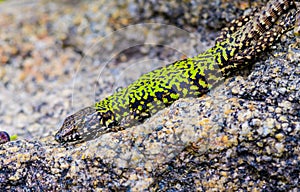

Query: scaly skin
left=55, top=0, right=299, bottom=143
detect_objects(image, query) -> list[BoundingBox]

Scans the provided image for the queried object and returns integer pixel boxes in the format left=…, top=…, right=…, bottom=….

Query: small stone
left=282, top=123, right=289, bottom=129
left=275, top=143, right=284, bottom=154
left=240, top=122, right=250, bottom=136
left=278, top=115, right=288, bottom=123
left=256, top=142, right=264, bottom=147
left=278, top=87, right=286, bottom=94
left=268, top=106, right=275, bottom=112
left=258, top=118, right=275, bottom=136
left=231, top=87, right=240, bottom=95
left=251, top=118, right=261, bottom=127
left=0, top=131, right=10, bottom=144
left=275, top=107, right=282, bottom=114
left=279, top=100, right=292, bottom=108
left=275, top=133, right=284, bottom=141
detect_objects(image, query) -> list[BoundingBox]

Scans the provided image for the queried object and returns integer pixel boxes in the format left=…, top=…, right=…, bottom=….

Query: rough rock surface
left=0, top=0, right=299, bottom=191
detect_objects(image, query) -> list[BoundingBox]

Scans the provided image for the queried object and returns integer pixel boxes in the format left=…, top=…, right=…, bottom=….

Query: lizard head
left=55, top=107, right=101, bottom=144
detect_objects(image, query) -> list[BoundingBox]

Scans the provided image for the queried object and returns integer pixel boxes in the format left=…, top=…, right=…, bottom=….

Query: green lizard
left=55, top=0, right=299, bottom=143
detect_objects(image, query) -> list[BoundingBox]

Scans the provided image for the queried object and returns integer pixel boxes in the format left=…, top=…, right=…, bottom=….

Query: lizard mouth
left=55, top=129, right=82, bottom=143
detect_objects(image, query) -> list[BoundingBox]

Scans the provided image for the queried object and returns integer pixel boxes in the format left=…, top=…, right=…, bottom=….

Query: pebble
left=275, top=133, right=284, bottom=141
left=251, top=118, right=261, bottom=127
left=274, top=143, right=284, bottom=154
left=0, top=131, right=10, bottom=144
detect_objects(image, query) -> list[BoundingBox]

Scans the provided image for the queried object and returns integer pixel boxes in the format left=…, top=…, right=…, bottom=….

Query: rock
left=0, top=0, right=299, bottom=191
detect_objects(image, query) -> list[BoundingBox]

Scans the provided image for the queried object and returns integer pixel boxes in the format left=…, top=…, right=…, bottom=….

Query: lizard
left=55, top=0, right=299, bottom=144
